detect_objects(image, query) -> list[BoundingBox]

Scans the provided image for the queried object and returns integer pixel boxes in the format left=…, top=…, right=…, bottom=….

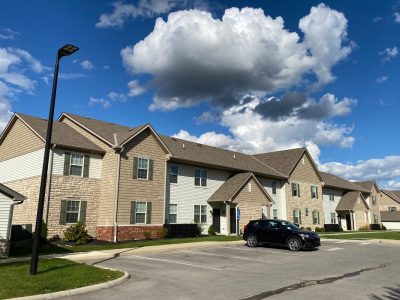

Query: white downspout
left=113, top=133, right=122, bottom=243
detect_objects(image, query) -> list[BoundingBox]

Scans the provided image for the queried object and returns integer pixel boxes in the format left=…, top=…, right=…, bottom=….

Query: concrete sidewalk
left=0, top=240, right=245, bottom=264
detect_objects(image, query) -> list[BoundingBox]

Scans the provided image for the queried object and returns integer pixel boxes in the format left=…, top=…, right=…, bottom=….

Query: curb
left=7, top=266, right=129, bottom=300
left=321, top=238, right=400, bottom=246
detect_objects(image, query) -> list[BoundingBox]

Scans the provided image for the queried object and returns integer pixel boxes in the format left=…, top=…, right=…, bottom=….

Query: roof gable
left=352, top=181, right=378, bottom=193
left=0, top=183, right=25, bottom=201
left=320, top=172, right=369, bottom=192
left=336, top=191, right=369, bottom=211
left=381, top=190, right=400, bottom=205
left=208, top=172, right=273, bottom=203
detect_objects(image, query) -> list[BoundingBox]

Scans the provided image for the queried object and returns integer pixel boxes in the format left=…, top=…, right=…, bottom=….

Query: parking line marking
left=361, top=242, right=372, bottom=245
left=324, top=247, right=343, bottom=251
left=220, top=246, right=298, bottom=256
left=128, top=254, right=222, bottom=271
left=180, top=250, right=274, bottom=263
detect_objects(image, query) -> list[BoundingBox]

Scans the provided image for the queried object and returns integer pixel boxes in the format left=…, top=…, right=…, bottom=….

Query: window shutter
left=130, top=201, right=136, bottom=224
left=63, top=153, right=71, bottom=176
left=317, top=211, right=320, bottom=224
left=291, top=183, right=295, bottom=196
left=297, top=184, right=300, bottom=197
left=59, top=200, right=67, bottom=225
left=148, top=159, right=154, bottom=181
left=299, top=211, right=302, bottom=224
left=133, top=157, right=138, bottom=179
left=146, top=202, right=152, bottom=224
left=79, top=201, right=87, bottom=224
left=83, top=155, right=90, bottom=177
left=293, top=210, right=296, bottom=223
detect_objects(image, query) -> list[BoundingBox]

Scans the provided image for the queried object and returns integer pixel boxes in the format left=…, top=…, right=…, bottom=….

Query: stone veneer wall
left=6, top=175, right=101, bottom=238
left=0, top=239, right=10, bottom=257
left=285, top=154, right=324, bottom=229
left=234, top=178, right=272, bottom=233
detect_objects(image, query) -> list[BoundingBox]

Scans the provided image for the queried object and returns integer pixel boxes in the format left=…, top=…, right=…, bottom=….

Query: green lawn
left=321, top=231, right=400, bottom=240
left=0, top=258, right=123, bottom=299
left=9, top=235, right=243, bottom=257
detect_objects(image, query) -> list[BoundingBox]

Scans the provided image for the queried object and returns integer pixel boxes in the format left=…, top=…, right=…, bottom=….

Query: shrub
left=143, top=231, right=152, bottom=240
left=306, top=227, right=312, bottom=231
left=381, top=223, right=387, bottom=230
left=358, top=224, right=370, bottom=231
left=41, top=221, right=48, bottom=241
left=208, top=225, right=216, bottom=236
left=156, top=227, right=168, bottom=239
left=300, top=227, right=305, bottom=230
left=196, top=224, right=203, bottom=236
left=315, top=227, right=325, bottom=232
left=62, top=223, right=92, bottom=245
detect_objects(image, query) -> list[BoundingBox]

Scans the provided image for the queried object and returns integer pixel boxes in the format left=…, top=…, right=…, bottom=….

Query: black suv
left=243, top=219, right=320, bottom=251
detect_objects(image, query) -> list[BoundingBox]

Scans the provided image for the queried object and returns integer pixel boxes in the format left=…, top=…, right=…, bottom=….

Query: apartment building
left=352, top=181, right=381, bottom=225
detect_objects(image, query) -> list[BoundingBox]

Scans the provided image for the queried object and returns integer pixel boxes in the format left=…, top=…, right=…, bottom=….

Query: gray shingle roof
left=381, top=190, right=400, bottom=205
left=252, top=148, right=306, bottom=176
left=336, top=191, right=363, bottom=211
left=0, top=183, right=26, bottom=201
left=320, top=172, right=369, bottom=192
left=62, top=113, right=146, bottom=145
left=160, top=136, right=286, bottom=179
left=208, top=172, right=253, bottom=202
left=380, top=211, right=400, bottom=222
left=17, top=113, right=105, bottom=154
left=352, top=181, right=375, bottom=192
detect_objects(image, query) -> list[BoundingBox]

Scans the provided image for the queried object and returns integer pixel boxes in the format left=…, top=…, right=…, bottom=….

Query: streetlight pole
left=30, top=44, right=79, bottom=275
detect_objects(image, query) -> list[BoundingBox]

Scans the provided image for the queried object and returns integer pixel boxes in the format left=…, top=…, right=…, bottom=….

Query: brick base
left=0, top=239, right=10, bottom=257
left=96, top=226, right=163, bottom=242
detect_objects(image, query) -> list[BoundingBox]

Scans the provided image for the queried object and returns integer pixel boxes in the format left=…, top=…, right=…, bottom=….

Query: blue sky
left=1, top=0, right=399, bottom=188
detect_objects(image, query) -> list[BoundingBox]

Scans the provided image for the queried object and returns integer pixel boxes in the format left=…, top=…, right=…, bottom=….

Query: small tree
left=208, top=225, right=216, bottom=236
left=62, top=223, right=91, bottom=245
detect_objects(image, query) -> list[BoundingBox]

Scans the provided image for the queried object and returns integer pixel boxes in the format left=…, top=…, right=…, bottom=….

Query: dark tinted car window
left=269, top=221, right=280, bottom=229
left=256, top=220, right=268, bottom=229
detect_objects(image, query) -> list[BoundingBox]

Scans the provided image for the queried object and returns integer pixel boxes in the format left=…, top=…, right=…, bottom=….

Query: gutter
left=7, top=198, right=24, bottom=242
left=112, top=134, right=123, bottom=243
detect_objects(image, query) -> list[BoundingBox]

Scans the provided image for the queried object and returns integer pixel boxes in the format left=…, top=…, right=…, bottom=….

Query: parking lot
left=65, top=240, right=400, bottom=300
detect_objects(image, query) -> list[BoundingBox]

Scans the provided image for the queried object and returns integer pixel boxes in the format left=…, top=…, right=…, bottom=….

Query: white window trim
left=330, top=212, right=336, bottom=224
left=66, top=199, right=81, bottom=225
left=312, top=210, right=319, bottom=225
left=169, top=203, right=177, bottom=224
left=137, top=157, right=149, bottom=180
left=169, top=165, right=179, bottom=184
left=194, top=169, right=207, bottom=187
left=329, top=194, right=335, bottom=201
left=69, top=153, right=84, bottom=177
left=292, top=183, right=300, bottom=197
left=294, top=209, right=301, bottom=224
left=311, top=186, right=318, bottom=199
left=272, top=209, right=278, bottom=219
left=194, top=205, right=207, bottom=223
left=135, top=201, right=147, bottom=224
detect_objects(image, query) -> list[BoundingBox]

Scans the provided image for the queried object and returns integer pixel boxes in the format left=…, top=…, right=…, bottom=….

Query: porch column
left=351, top=211, right=355, bottom=230
left=267, top=205, right=271, bottom=219
left=226, top=203, right=231, bottom=235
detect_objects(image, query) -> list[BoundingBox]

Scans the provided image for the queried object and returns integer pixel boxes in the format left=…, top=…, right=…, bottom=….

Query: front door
left=230, top=208, right=236, bottom=234
left=345, top=214, right=352, bottom=230
left=213, top=208, right=221, bottom=233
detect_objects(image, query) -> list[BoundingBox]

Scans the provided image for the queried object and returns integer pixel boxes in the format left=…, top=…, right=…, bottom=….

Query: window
left=169, top=165, right=179, bottom=183
left=194, top=169, right=207, bottom=187
left=311, top=186, right=318, bottom=199
left=194, top=205, right=207, bottom=223
left=138, top=158, right=149, bottom=179
left=373, top=214, right=378, bottom=224
left=66, top=200, right=80, bottom=224
left=272, top=181, right=277, bottom=194
left=291, top=183, right=300, bottom=197
left=329, top=194, right=335, bottom=201
left=169, top=204, right=177, bottom=223
left=389, top=207, right=397, bottom=211
left=330, top=213, right=336, bottom=224
left=293, top=209, right=301, bottom=224
left=248, top=182, right=252, bottom=192
left=305, top=208, right=309, bottom=216
left=273, top=209, right=278, bottom=219
left=70, top=154, right=84, bottom=176
left=312, top=211, right=320, bottom=225
left=372, top=196, right=377, bottom=205
left=135, top=202, right=147, bottom=224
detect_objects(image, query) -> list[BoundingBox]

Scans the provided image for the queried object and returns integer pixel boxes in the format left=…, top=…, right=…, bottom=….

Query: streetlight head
left=58, top=44, right=79, bottom=57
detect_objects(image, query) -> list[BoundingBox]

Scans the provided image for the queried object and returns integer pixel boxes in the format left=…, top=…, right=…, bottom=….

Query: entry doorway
left=213, top=208, right=221, bottom=233
left=345, top=214, right=352, bottom=230
left=230, top=208, right=237, bottom=234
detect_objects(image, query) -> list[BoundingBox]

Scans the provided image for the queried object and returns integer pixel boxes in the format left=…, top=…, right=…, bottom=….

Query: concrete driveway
left=63, top=240, right=400, bottom=300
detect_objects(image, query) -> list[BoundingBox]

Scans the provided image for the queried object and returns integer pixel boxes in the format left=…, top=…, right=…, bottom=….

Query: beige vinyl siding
left=258, top=177, right=286, bottom=220
left=117, top=129, right=167, bottom=225
left=286, top=153, right=324, bottom=229
left=0, top=119, right=44, bottom=162
left=379, top=192, right=400, bottom=212
left=61, top=117, right=116, bottom=226
left=0, top=193, right=14, bottom=240
left=0, top=149, right=44, bottom=183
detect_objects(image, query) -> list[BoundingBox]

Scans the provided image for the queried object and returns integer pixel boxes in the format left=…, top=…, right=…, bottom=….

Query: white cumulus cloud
left=379, top=46, right=399, bottom=63
left=88, top=97, right=111, bottom=109
left=80, top=60, right=95, bottom=70
left=122, top=4, right=352, bottom=111
left=128, top=80, right=145, bottom=97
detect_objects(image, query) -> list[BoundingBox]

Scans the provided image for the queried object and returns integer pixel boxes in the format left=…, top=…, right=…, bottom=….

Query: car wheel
left=287, top=237, right=301, bottom=251
left=246, top=234, right=258, bottom=247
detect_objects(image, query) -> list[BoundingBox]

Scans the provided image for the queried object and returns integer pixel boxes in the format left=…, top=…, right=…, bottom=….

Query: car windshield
left=281, top=221, right=299, bottom=230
